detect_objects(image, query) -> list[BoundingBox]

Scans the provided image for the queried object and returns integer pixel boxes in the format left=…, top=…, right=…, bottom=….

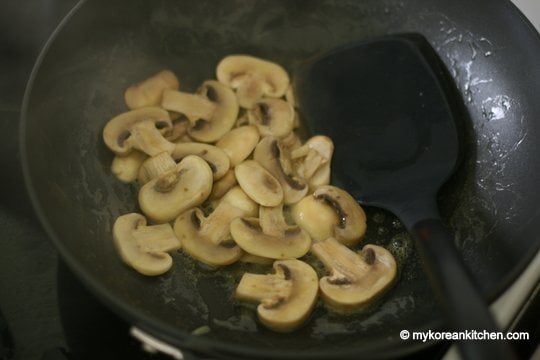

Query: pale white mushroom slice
left=174, top=187, right=258, bottom=266
left=166, top=116, right=190, bottom=142
left=172, top=142, right=230, bottom=180
left=311, top=238, right=397, bottom=311
left=253, top=136, right=308, bottom=205
left=216, top=55, right=290, bottom=109
left=111, top=151, right=148, bottom=183
left=124, top=70, right=180, bottom=109
left=210, top=169, right=237, bottom=199
left=248, top=98, right=294, bottom=138
left=312, top=185, right=367, bottom=246
left=138, top=155, right=213, bottom=223
left=234, top=160, right=283, bottom=207
left=290, top=195, right=339, bottom=242
left=235, top=259, right=318, bottom=332
left=291, top=135, right=334, bottom=191
left=137, top=152, right=177, bottom=185
left=161, top=80, right=238, bottom=143
left=280, top=132, right=302, bottom=153
left=102, top=107, right=175, bottom=156
left=230, top=205, right=311, bottom=259
left=215, top=125, right=260, bottom=166
left=113, top=213, right=180, bottom=276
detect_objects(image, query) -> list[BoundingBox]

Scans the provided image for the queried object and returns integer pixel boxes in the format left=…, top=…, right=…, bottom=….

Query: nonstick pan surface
left=21, top=0, right=540, bottom=358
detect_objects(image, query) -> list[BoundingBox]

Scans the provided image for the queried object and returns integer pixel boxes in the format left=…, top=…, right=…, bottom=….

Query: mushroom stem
left=259, top=205, right=289, bottom=237
left=138, top=152, right=177, bottom=185
left=132, top=223, right=180, bottom=252
left=236, top=273, right=292, bottom=306
left=311, top=237, right=365, bottom=281
left=127, top=120, right=175, bottom=156
left=161, top=90, right=216, bottom=124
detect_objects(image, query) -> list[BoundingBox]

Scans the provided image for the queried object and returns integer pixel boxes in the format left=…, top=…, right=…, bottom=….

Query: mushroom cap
left=234, top=160, right=283, bottom=207
left=172, top=142, right=230, bottom=180
left=174, top=208, right=243, bottom=266
left=124, top=70, right=179, bottom=109
left=215, top=125, right=260, bottom=166
left=312, top=185, right=367, bottom=246
left=291, top=195, right=339, bottom=242
left=216, top=55, right=290, bottom=109
left=103, top=107, right=173, bottom=156
left=248, top=98, right=294, bottom=138
left=210, top=169, right=238, bottom=199
left=312, top=238, right=397, bottom=310
left=113, top=213, right=180, bottom=276
left=230, top=217, right=311, bottom=259
left=235, top=259, right=318, bottom=332
left=191, top=80, right=239, bottom=142
left=138, top=155, right=213, bottom=223
left=253, top=136, right=308, bottom=204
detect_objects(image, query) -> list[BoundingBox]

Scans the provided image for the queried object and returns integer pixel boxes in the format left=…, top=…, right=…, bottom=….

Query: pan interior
left=21, top=0, right=540, bottom=356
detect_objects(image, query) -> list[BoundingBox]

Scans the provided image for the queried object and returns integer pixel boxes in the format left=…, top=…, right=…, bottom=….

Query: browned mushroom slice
left=172, top=142, right=230, bottom=180
left=124, top=70, right=179, bottom=109
left=311, top=185, right=367, bottom=246
left=253, top=136, right=308, bottom=204
left=216, top=55, right=290, bottom=109
left=113, top=213, right=180, bottom=276
left=102, top=107, right=175, bottom=156
left=138, top=155, right=213, bottom=223
left=235, top=259, right=318, bottom=332
left=248, top=99, right=294, bottom=138
left=311, top=238, right=397, bottom=311
left=230, top=205, right=311, bottom=259
left=291, top=195, right=339, bottom=242
left=215, top=125, right=260, bottom=166
left=234, top=160, right=283, bottom=207
left=174, top=187, right=257, bottom=266
left=161, top=80, right=238, bottom=143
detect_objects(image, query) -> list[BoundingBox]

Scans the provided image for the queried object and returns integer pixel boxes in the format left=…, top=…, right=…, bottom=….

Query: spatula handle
left=412, top=219, right=517, bottom=360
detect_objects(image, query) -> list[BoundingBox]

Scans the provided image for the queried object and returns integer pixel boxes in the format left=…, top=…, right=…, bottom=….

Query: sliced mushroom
left=290, top=195, right=339, bottom=242
left=239, top=253, right=274, bottom=265
left=166, top=116, right=190, bottom=142
left=291, top=136, right=334, bottom=191
left=103, top=107, right=175, bottom=156
left=113, top=213, right=180, bottom=276
left=172, top=142, right=230, bottom=180
left=210, top=169, right=237, bottom=199
left=230, top=204, right=311, bottom=259
left=137, top=152, right=177, bottom=185
left=161, top=80, right=238, bottom=143
left=234, top=160, right=283, bottom=207
left=124, top=70, right=180, bottom=109
left=216, top=55, right=290, bottom=109
left=111, top=151, right=148, bottom=183
left=235, top=259, right=318, bottom=332
left=311, top=238, right=397, bottom=310
left=312, top=185, right=367, bottom=246
left=253, top=136, right=308, bottom=204
left=248, top=99, right=294, bottom=138
left=174, top=186, right=257, bottom=266
left=280, top=132, right=302, bottom=153
left=215, top=125, right=260, bottom=166
left=139, top=155, right=213, bottom=223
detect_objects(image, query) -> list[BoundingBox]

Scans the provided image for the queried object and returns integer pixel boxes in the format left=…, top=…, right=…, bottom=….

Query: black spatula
left=294, top=34, right=516, bottom=360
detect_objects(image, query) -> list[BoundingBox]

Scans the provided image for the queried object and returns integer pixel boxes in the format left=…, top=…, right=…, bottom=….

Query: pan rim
left=18, top=0, right=540, bottom=358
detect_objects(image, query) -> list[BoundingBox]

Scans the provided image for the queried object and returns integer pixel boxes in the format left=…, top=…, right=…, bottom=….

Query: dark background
left=0, top=1, right=76, bottom=359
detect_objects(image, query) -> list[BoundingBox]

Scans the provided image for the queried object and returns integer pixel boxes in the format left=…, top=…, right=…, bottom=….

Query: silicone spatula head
left=294, top=34, right=460, bottom=228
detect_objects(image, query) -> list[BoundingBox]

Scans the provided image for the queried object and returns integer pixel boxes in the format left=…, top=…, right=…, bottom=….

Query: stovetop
left=0, top=1, right=538, bottom=360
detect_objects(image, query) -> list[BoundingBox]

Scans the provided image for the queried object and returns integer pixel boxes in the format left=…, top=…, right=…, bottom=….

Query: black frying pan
left=20, top=0, right=540, bottom=359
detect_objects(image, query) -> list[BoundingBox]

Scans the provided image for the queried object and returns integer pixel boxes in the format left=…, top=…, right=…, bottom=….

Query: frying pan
left=20, top=0, right=540, bottom=359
